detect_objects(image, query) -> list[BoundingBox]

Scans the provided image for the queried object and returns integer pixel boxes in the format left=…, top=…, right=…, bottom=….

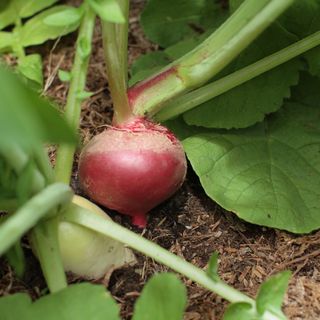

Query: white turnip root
left=58, top=195, right=136, bottom=279
left=78, top=117, right=187, bottom=227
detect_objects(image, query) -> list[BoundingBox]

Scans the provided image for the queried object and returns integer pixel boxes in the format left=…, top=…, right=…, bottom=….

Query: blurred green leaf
left=256, top=271, right=291, bottom=317
left=0, top=0, right=58, bottom=30
left=77, top=91, right=93, bottom=100
left=0, top=66, right=76, bottom=149
left=43, top=6, right=83, bottom=27
left=17, top=54, right=43, bottom=87
left=58, top=69, right=71, bottom=82
left=0, top=31, right=13, bottom=52
left=20, top=5, right=81, bottom=47
left=88, top=0, right=125, bottom=23
left=223, top=302, right=256, bottom=320
left=132, top=273, right=187, bottom=320
left=0, top=283, right=120, bottom=320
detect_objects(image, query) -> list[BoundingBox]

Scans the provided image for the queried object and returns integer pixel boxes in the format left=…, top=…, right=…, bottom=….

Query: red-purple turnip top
left=78, top=117, right=187, bottom=227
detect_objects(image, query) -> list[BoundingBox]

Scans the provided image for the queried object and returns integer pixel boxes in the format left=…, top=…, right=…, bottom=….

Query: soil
left=1, top=1, right=320, bottom=319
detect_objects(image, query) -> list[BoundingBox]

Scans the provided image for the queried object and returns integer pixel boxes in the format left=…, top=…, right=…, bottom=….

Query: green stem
left=101, top=1, right=132, bottom=125
left=63, top=208, right=252, bottom=304
left=30, top=217, right=67, bottom=293
left=128, top=0, right=294, bottom=117
left=54, top=5, right=96, bottom=184
left=156, top=31, right=320, bottom=121
left=12, top=5, right=25, bottom=60
left=0, top=183, right=72, bottom=256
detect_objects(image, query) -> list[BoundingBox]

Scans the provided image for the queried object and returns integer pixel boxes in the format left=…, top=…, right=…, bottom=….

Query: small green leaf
left=77, top=91, right=93, bottom=100
left=88, top=0, right=125, bottom=23
left=17, top=54, right=43, bottom=87
left=20, top=5, right=81, bottom=47
left=58, top=69, right=72, bottom=82
left=141, top=0, right=206, bottom=47
left=256, top=271, right=291, bottom=317
left=43, top=6, right=83, bottom=27
left=223, top=302, right=256, bottom=320
left=0, top=31, right=13, bottom=51
left=132, top=273, right=187, bottom=320
left=5, top=241, right=25, bottom=277
left=207, top=252, right=219, bottom=281
left=0, top=283, right=120, bottom=320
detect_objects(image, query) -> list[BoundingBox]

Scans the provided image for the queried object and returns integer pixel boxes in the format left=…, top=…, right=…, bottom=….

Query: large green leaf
left=0, top=66, right=75, bottom=148
left=0, top=0, right=58, bottom=30
left=183, top=99, right=320, bottom=233
left=0, top=283, right=120, bottom=320
left=20, top=5, right=80, bottom=47
left=140, top=0, right=206, bottom=48
left=183, top=24, right=301, bottom=129
left=132, top=273, right=187, bottom=320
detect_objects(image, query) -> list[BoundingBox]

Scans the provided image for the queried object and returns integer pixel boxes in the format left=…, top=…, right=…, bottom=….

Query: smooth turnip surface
left=78, top=117, right=187, bottom=227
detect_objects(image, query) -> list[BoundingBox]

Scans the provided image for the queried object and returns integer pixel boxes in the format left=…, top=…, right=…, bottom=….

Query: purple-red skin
left=78, top=117, right=187, bottom=227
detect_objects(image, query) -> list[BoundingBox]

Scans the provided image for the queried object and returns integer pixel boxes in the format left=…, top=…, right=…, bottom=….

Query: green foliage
left=132, top=273, right=187, bottom=320
left=0, top=0, right=58, bottom=30
left=0, top=283, right=120, bottom=320
left=256, top=271, right=291, bottom=318
left=141, top=0, right=209, bottom=48
left=58, top=69, right=72, bottom=82
left=0, top=2, right=81, bottom=86
left=183, top=98, right=320, bottom=233
left=223, top=302, right=255, bottom=320
left=183, top=24, right=301, bottom=129
left=88, top=0, right=125, bottom=23
left=0, top=66, right=75, bottom=149
left=20, top=5, right=81, bottom=47
left=16, top=54, right=43, bottom=87
left=5, top=241, right=25, bottom=277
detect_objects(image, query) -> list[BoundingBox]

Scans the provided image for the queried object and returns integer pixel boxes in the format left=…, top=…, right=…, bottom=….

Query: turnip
left=78, top=116, right=187, bottom=227
left=59, top=195, right=136, bottom=280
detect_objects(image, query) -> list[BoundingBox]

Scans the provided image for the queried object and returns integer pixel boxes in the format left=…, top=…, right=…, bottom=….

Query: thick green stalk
left=54, top=6, right=96, bottom=184
left=101, top=0, right=132, bottom=125
left=0, top=183, right=72, bottom=256
left=156, top=31, right=320, bottom=121
left=129, top=0, right=294, bottom=117
left=63, top=208, right=251, bottom=303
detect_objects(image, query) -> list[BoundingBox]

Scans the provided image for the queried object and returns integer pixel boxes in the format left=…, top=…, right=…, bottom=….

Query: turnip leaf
left=0, top=66, right=76, bottom=149
left=132, top=273, right=187, bottom=320
left=140, top=0, right=208, bottom=48
left=0, top=0, right=58, bottom=30
left=183, top=95, right=320, bottom=233
left=0, top=31, right=13, bottom=51
left=0, top=283, right=120, bottom=320
left=256, top=271, right=291, bottom=317
left=223, top=302, right=256, bottom=320
left=17, top=54, right=43, bottom=87
left=20, top=5, right=80, bottom=47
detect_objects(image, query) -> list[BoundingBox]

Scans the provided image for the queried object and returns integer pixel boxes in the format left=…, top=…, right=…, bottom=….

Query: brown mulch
left=1, top=1, right=320, bottom=319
